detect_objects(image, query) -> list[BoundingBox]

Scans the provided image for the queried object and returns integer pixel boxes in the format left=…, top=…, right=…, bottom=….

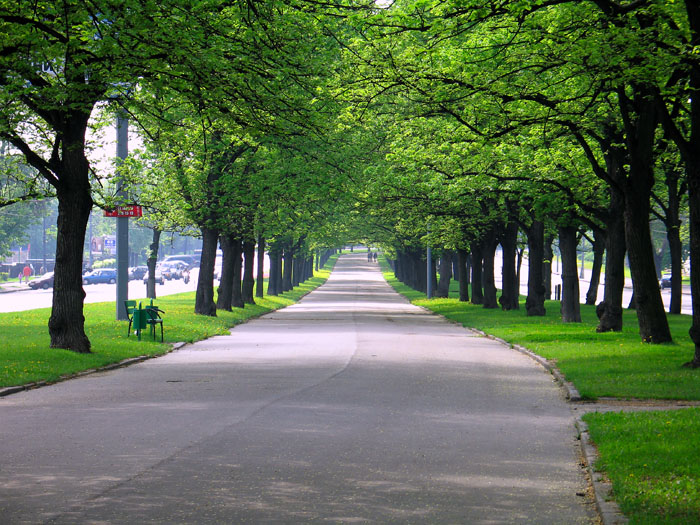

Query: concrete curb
left=575, top=419, right=629, bottom=525
left=0, top=342, right=188, bottom=399
left=467, top=328, right=582, bottom=401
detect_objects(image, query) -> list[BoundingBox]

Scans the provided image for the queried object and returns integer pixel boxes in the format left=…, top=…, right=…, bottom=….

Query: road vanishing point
left=0, top=253, right=594, bottom=523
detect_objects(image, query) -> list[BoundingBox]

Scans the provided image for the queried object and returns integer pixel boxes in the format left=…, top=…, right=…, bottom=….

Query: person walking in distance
left=21, top=264, right=32, bottom=284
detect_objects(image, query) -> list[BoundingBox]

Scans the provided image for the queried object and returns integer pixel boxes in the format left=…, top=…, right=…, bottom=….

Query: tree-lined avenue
left=0, top=253, right=593, bottom=523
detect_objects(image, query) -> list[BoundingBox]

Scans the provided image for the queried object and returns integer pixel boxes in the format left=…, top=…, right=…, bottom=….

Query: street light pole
left=116, top=112, right=129, bottom=320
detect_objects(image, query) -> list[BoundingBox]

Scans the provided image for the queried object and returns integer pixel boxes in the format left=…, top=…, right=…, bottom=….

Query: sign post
left=116, top=113, right=129, bottom=321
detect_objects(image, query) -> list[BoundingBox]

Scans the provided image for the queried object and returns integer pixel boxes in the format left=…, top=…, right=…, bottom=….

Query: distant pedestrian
left=368, top=251, right=372, bottom=262
left=21, top=264, right=32, bottom=284
left=373, top=252, right=377, bottom=262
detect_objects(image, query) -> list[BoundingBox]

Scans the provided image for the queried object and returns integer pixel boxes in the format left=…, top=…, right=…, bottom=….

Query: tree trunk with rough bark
left=231, top=239, right=244, bottom=308
left=216, top=235, right=234, bottom=311
left=282, top=246, right=293, bottom=292
left=499, top=221, right=519, bottom=310
left=242, top=239, right=255, bottom=304
left=482, top=230, right=499, bottom=309
left=526, top=220, right=546, bottom=317
left=256, top=236, right=265, bottom=298
left=471, top=245, right=484, bottom=305
left=50, top=179, right=93, bottom=353
left=457, top=248, right=469, bottom=302
left=543, top=235, right=553, bottom=300
left=195, top=227, right=218, bottom=316
left=145, top=228, right=161, bottom=300
left=559, top=226, right=581, bottom=323
left=597, top=187, right=626, bottom=332
left=586, top=228, right=606, bottom=306
left=435, top=251, right=452, bottom=298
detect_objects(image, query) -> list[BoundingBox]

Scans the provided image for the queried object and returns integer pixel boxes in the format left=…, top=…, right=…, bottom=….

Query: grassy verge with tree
left=0, top=256, right=337, bottom=389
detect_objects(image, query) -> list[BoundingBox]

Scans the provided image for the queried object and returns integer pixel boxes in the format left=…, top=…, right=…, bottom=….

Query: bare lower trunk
left=559, top=226, right=581, bottom=323
left=597, top=188, right=626, bottom=332
left=216, top=235, right=234, bottom=311
left=231, top=239, right=244, bottom=308
left=146, top=228, right=161, bottom=300
left=435, top=251, right=452, bottom=298
left=471, top=245, right=484, bottom=305
left=499, top=221, right=519, bottom=310
left=282, top=247, right=293, bottom=292
left=526, top=220, right=546, bottom=317
left=49, top=183, right=92, bottom=353
left=256, top=236, right=265, bottom=298
left=242, top=239, right=255, bottom=304
left=482, top=230, right=498, bottom=309
left=195, top=227, right=218, bottom=316
left=585, top=228, right=605, bottom=305
left=457, top=248, right=469, bottom=302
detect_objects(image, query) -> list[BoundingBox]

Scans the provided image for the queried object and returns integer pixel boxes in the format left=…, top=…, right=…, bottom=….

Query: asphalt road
left=0, top=254, right=594, bottom=523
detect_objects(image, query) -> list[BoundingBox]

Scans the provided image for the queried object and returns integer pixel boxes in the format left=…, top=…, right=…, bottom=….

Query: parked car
left=28, top=272, right=54, bottom=290
left=143, top=266, right=164, bottom=285
left=160, top=261, right=186, bottom=280
left=128, top=266, right=148, bottom=281
left=162, top=254, right=199, bottom=268
left=659, top=274, right=672, bottom=289
left=82, top=268, right=117, bottom=285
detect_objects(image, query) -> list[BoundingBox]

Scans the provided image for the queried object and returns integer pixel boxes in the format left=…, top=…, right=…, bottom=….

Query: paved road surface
left=0, top=254, right=593, bottom=523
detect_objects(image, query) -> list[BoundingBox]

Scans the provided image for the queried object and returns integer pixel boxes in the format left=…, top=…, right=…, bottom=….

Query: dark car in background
left=28, top=272, right=54, bottom=290
left=82, top=268, right=117, bottom=285
left=128, top=266, right=148, bottom=281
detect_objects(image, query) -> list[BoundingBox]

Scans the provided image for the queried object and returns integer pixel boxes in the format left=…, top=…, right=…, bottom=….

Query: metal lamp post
left=116, top=112, right=129, bottom=320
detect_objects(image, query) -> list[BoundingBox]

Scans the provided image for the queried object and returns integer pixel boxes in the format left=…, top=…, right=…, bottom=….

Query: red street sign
left=104, top=205, right=143, bottom=218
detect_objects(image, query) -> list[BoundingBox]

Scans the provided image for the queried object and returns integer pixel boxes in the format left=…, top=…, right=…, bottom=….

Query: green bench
left=125, top=300, right=164, bottom=342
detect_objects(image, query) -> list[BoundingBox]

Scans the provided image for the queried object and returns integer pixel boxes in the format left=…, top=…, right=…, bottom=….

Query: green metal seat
left=144, top=304, right=164, bottom=342
left=124, top=300, right=138, bottom=336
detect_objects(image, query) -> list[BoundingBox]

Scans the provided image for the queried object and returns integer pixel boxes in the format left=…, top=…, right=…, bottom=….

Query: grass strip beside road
left=380, top=263, right=700, bottom=523
left=0, top=256, right=337, bottom=388
left=583, top=409, right=700, bottom=524
left=381, top=267, right=699, bottom=401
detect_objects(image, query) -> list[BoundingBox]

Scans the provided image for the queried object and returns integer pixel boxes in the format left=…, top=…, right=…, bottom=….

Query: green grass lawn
left=583, top=409, right=700, bottom=524
left=0, top=256, right=337, bottom=388
left=380, top=261, right=700, bottom=523
left=382, top=267, right=699, bottom=401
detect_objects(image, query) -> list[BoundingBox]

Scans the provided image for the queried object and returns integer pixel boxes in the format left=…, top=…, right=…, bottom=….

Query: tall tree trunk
left=50, top=181, right=92, bottom=353
left=471, top=244, right=484, bottom=305
left=687, top=153, right=700, bottom=365
left=145, top=228, right=161, bottom=300
left=621, top=87, right=672, bottom=343
left=231, top=239, right=244, bottom=308
left=242, top=239, right=255, bottom=304
left=216, top=235, right=234, bottom=311
left=195, top=227, right=218, bottom=316
left=256, top=236, right=265, bottom=298
left=585, top=228, right=606, bottom=305
left=282, top=246, right=293, bottom=292
left=543, top=234, right=553, bottom=300
left=559, top=226, right=581, bottom=323
left=526, top=220, right=546, bottom=316
left=482, top=230, right=499, bottom=309
left=499, top=221, right=519, bottom=310
left=435, top=251, right=452, bottom=298
left=457, top=248, right=469, bottom=302
left=597, top=186, right=626, bottom=332
left=268, top=247, right=280, bottom=296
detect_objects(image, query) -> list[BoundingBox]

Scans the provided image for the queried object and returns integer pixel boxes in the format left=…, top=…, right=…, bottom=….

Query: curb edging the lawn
left=0, top=344, right=186, bottom=398
left=575, top=419, right=630, bottom=525
left=0, top=258, right=340, bottom=399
